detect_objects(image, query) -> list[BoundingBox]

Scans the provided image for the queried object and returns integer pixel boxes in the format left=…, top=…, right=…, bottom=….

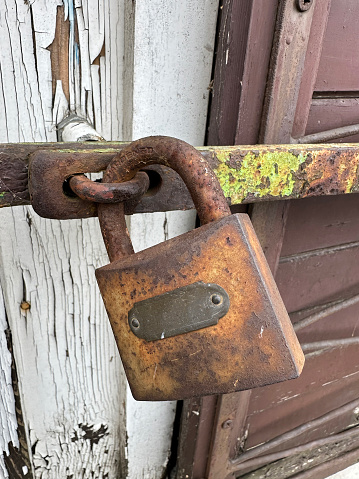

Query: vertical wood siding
left=0, top=0, right=219, bottom=477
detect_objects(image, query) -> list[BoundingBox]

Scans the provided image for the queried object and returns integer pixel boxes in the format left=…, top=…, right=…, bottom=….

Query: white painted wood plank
left=130, top=0, right=219, bottom=144
left=0, top=0, right=219, bottom=477
left=0, top=289, right=19, bottom=479
left=91, top=64, right=102, bottom=132
left=0, top=1, right=128, bottom=476
left=328, top=463, right=359, bottom=479
left=87, top=0, right=104, bottom=63
left=30, top=0, right=61, bottom=132
left=124, top=1, right=220, bottom=477
left=0, top=208, right=126, bottom=478
left=53, top=81, right=69, bottom=125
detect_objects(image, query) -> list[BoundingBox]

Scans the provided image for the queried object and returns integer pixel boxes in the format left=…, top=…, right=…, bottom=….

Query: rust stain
left=302, top=149, right=359, bottom=198
left=96, top=215, right=304, bottom=401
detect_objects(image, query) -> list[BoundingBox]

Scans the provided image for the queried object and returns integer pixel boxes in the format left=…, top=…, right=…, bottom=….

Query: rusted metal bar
left=296, top=124, right=359, bottom=144
left=228, top=398, right=359, bottom=474
left=1, top=142, right=359, bottom=216
left=229, top=398, right=359, bottom=468
left=229, top=426, right=359, bottom=474
left=302, top=338, right=359, bottom=353
left=294, top=293, right=359, bottom=332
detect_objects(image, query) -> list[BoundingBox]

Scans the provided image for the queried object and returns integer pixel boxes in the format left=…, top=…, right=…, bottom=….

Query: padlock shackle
left=98, top=136, right=231, bottom=261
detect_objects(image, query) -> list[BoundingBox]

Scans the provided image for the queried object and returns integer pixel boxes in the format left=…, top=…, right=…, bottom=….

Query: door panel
left=245, top=344, right=359, bottom=450
left=314, top=0, right=359, bottom=92
left=277, top=244, right=359, bottom=312
left=281, top=196, right=359, bottom=256
left=177, top=0, right=359, bottom=477
left=306, top=99, right=359, bottom=142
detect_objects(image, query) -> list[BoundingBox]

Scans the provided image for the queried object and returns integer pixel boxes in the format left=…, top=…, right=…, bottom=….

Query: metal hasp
left=68, top=172, right=149, bottom=204
left=0, top=142, right=355, bottom=217
left=96, top=136, right=304, bottom=401
left=128, top=282, right=230, bottom=341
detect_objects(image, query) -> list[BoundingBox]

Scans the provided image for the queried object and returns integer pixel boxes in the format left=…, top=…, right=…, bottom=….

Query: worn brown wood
left=205, top=203, right=291, bottom=478
left=291, top=0, right=331, bottom=139
left=239, top=427, right=359, bottom=478
left=281, top=195, right=359, bottom=256
left=207, top=0, right=279, bottom=146
left=242, top=343, right=359, bottom=450
left=234, top=1, right=359, bottom=475
left=226, top=1, right=309, bottom=473
left=239, top=205, right=359, bottom=477
left=177, top=0, right=310, bottom=476
left=178, top=2, right=273, bottom=476
left=277, top=242, right=359, bottom=313
left=207, top=392, right=251, bottom=479
left=207, top=0, right=253, bottom=146
left=291, top=292, right=359, bottom=346
left=234, top=0, right=279, bottom=145
left=176, top=396, right=219, bottom=478
left=305, top=99, right=359, bottom=143
left=259, top=0, right=316, bottom=144
left=249, top=202, right=290, bottom=276
left=235, top=398, right=359, bottom=468
left=292, top=447, right=359, bottom=479
left=314, top=0, right=359, bottom=92
left=177, top=0, right=359, bottom=477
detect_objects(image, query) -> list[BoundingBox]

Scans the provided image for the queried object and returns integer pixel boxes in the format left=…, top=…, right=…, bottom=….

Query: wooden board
left=181, top=0, right=359, bottom=477
left=245, top=343, right=359, bottom=451
left=0, top=0, right=219, bottom=477
left=281, top=195, right=359, bottom=256
left=305, top=99, right=359, bottom=143
left=124, top=2, right=219, bottom=475
left=277, top=243, right=359, bottom=313
left=314, top=0, right=359, bottom=92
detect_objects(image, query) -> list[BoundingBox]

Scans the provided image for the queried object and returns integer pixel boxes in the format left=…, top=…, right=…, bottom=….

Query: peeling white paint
left=0, top=0, right=219, bottom=477
left=0, top=288, right=19, bottom=479
left=0, top=0, right=126, bottom=476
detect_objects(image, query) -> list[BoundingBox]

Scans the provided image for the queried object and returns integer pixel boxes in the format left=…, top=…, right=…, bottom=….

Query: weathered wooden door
left=176, top=1, right=359, bottom=478
left=0, top=1, right=219, bottom=477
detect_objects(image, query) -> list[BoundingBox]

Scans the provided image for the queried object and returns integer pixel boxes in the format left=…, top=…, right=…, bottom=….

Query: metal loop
left=69, top=171, right=149, bottom=203
left=98, top=136, right=231, bottom=262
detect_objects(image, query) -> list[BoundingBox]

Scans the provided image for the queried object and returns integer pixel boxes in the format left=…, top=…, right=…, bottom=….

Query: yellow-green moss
left=213, top=149, right=308, bottom=203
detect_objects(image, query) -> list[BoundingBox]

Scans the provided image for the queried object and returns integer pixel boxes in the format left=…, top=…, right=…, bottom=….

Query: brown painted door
left=176, top=1, right=359, bottom=478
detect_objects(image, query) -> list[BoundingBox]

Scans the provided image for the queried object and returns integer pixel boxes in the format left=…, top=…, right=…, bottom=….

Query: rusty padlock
left=96, top=136, right=304, bottom=401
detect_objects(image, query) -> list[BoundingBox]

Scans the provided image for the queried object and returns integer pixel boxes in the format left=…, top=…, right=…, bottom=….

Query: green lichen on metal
left=213, top=148, right=308, bottom=203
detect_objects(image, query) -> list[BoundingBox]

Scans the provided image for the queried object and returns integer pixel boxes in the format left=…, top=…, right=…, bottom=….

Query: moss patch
left=213, top=149, right=308, bottom=203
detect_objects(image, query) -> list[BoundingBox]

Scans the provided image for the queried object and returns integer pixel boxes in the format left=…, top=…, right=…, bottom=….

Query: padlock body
left=96, top=213, right=304, bottom=401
